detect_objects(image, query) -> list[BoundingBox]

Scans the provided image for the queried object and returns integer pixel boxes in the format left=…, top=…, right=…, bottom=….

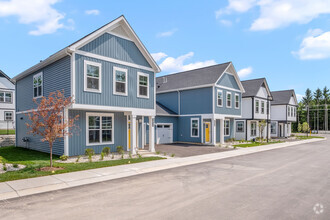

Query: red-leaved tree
left=26, top=90, right=79, bottom=167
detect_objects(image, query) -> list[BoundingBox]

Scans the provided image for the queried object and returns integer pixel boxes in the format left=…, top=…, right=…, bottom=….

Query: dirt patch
left=38, top=167, right=64, bottom=172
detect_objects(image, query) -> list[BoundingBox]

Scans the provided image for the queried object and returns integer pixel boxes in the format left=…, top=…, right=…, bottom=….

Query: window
left=84, top=61, right=101, bottom=92
left=137, top=72, right=149, bottom=98
left=113, top=67, right=127, bottom=96
left=191, top=118, right=199, bottom=137
left=87, top=113, right=114, bottom=145
left=271, top=122, right=276, bottom=134
left=224, top=120, right=230, bottom=136
left=33, top=72, right=43, bottom=98
left=4, top=111, right=13, bottom=121
left=251, top=122, right=257, bottom=136
left=255, top=100, right=259, bottom=113
left=0, top=92, right=12, bottom=103
left=261, top=101, right=265, bottom=114
left=235, top=94, right=239, bottom=109
left=288, top=106, right=291, bottom=117
left=293, top=107, right=296, bottom=117
left=226, top=92, right=232, bottom=108
left=217, top=90, right=223, bottom=107
left=236, top=121, right=244, bottom=133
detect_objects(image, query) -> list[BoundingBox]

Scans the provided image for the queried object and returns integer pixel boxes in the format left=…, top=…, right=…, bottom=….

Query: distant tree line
left=293, top=86, right=329, bottom=132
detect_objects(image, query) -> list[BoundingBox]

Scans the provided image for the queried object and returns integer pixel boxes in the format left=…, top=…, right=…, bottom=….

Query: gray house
left=13, top=16, right=160, bottom=156
left=0, top=70, right=15, bottom=130
left=154, top=62, right=245, bottom=145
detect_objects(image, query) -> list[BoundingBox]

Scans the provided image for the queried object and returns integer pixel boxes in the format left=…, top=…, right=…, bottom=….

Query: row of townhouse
left=0, top=70, right=15, bottom=129
left=13, top=16, right=297, bottom=156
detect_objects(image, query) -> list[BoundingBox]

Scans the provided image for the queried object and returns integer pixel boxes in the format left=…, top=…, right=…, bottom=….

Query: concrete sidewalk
left=0, top=138, right=325, bottom=201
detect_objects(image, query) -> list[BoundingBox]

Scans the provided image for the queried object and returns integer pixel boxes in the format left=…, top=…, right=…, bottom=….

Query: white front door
left=156, top=124, right=173, bottom=144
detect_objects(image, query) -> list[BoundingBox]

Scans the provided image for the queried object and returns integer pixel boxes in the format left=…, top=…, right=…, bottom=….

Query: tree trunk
left=50, top=142, right=53, bottom=168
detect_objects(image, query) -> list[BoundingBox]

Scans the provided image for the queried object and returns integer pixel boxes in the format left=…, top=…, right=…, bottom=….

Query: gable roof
left=156, top=62, right=245, bottom=93
left=241, top=78, right=272, bottom=99
left=0, top=70, right=14, bottom=85
left=156, top=102, right=178, bottom=116
left=271, top=90, right=297, bottom=105
left=13, top=15, right=160, bottom=82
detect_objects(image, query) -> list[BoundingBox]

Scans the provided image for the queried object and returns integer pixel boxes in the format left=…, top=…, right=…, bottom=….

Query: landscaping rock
left=0, top=163, right=26, bottom=174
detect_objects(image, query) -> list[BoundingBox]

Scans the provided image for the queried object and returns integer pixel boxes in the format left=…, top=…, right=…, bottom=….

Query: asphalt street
left=0, top=136, right=329, bottom=220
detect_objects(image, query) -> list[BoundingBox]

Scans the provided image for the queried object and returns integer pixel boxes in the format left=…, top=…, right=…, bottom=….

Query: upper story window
left=288, top=106, right=291, bottom=117
left=236, top=121, right=244, bottom=133
left=293, top=107, right=296, bottom=117
left=224, top=120, right=230, bottom=136
left=113, top=67, right=127, bottom=96
left=235, top=94, right=239, bottom=109
left=0, top=92, right=12, bottom=103
left=84, top=60, right=102, bottom=93
left=226, top=92, right=232, bottom=108
left=255, top=100, right=259, bottom=113
left=261, top=101, right=265, bottom=114
left=33, top=72, right=43, bottom=98
left=217, top=90, right=223, bottom=107
left=191, top=118, right=199, bottom=137
left=4, top=111, right=13, bottom=121
left=137, top=72, right=149, bottom=98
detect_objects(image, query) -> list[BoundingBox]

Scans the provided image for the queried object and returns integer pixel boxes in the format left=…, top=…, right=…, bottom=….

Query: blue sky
left=1, top=0, right=330, bottom=100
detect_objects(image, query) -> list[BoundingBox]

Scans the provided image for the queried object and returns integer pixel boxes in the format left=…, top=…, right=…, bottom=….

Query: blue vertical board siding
left=180, top=87, right=213, bottom=115
left=79, top=33, right=151, bottom=68
left=214, top=87, right=241, bottom=115
left=75, top=54, right=154, bottom=109
left=156, top=92, right=179, bottom=114
left=16, top=113, right=64, bottom=155
left=68, top=110, right=127, bottom=156
left=178, top=116, right=202, bottom=143
left=217, top=73, right=240, bottom=90
left=16, top=56, right=71, bottom=112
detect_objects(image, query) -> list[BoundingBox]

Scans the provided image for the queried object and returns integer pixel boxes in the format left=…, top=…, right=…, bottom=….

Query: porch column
left=220, top=119, right=225, bottom=144
left=212, top=118, right=216, bottom=145
left=148, top=116, right=155, bottom=152
left=141, top=116, right=145, bottom=149
left=131, top=115, right=137, bottom=154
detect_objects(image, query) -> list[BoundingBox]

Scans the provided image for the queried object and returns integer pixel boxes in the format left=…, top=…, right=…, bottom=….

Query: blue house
left=13, top=16, right=160, bottom=156
left=154, top=62, right=245, bottom=145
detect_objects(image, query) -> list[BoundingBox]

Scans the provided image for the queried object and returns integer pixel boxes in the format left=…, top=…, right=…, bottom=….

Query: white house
left=0, top=70, right=15, bottom=130
left=235, top=78, right=272, bottom=141
left=270, top=90, right=297, bottom=138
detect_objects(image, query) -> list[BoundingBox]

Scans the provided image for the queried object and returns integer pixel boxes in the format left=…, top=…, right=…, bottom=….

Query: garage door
left=156, top=124, right=173, bottom=144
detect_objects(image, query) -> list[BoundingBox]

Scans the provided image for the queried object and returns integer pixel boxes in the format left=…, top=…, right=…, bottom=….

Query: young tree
left=302, top=122, right=310, bottom=137
left=26, top=90, right=79, bottom=168
left=297, top=123, right=302, bottom=133
left=258, top=120, right=266, bottom=142
left=302, top=88, right=312, bottom=126
left=314, top=88, right=322, bottom=131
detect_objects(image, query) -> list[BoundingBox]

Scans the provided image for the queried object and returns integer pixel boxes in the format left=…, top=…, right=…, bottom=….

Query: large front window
left=251, top=122, right=257, bottom=137
left=0, top=92, right=12, bottom=103
left=113, top=67, right=127, bottom=96
left=271, top=122, right=276, bottom=134
left=85, top=61, right=101, bottom=92
left=224, top=120, right=230, bottom=136
left=217, top=90, right=223, bottom=107
left=87, top=113, right=114, bottom=145
left=191, top=118, right=199, bottom=137
left=33, top=72, right=43, bottom=98
left=236, top=121, right=244, bottom=133
left=137, top=72, right=149, bottom=98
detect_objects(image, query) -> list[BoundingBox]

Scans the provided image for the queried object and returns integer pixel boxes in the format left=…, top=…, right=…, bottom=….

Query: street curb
left=0, top=138, right=326, bottom=201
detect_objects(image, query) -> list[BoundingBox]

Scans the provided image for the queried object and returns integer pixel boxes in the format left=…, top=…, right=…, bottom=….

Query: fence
left=0, top=120, right=15, bottom=135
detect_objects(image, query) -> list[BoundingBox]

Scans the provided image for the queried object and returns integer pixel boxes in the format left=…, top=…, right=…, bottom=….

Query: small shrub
left=60, top=155, right=69, bottom=161
left=3, top=166, right=7, bottom=171
left=129, top=152, right=132, bottom=159
left=171, top=153, right=175, bottom=157
left=163, top=152, right=167, bottom=156
left=116, top=146, right=124, bottom=154
left=13, top=164, right=19, bottom=168
left=85, top=148, right=95, bottom=162
left=102, top=147, right=111, bottom=156
left=100, top=152, right=104, bottom=161
left=76, top=156, right=81, bottom=163
left=137, top=153, right=142, bottom=159
left=111, top=153, right=114, bottom=159
left=156, top=151, right=160, bottom=155
left=121, top=153, right=124, bottom=159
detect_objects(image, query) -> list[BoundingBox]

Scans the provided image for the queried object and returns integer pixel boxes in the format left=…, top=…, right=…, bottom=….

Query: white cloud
left=157, top=28, right=178, bottom=38
left=237, top=66, right=253, bottom=78
left=151, top=52, right=168, bottom=62
left=85, top=9, right=100, bottom=16
left=216, top=0, right=330, bottom=31
left=219, top=19, right=232, bottom=26
left=154, top=52, right=216, bottom=73
left=292, top=29, right=330, bottom=60
left=0, top=0, right=68, bottom=35
left=296, top=94, right=304, bottom=102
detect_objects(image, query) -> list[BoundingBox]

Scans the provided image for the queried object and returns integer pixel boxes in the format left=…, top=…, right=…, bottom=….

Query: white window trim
left=217, top=89, right=223, bottom=107
left=236, top=121, right=244, bottom=133
left=255, top=100, right=259, bottom=113
left=113, top=66, right=128, bottom=96
left=86, top=112, right=114, bottom=146
left=190, top=118, right=200, bottom=138
left=0, top=91, right=13, bottom=103
left=224, top=119, right=230, bottom=136
left=84, top=60, right=102, bottom=93
left=235, top=93, right=239, bottom=109
left=137, top=72, right=149, bottom=99
left=261, top=101, right=265, bottom=114
left=4, top=111, right=13, bottom=121
left=251, top=121, right=257, bottom=137
left=226, top=92, right=232, bottom=108
left=33, top=72, right=43, bottom=98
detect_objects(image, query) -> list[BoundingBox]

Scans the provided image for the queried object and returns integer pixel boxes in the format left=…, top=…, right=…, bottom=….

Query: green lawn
left=0, top=146, right=164, bottom=182
left=295, top=135, right=325, bottom=140
left=233, top=141, right=283, bottom=148
left=0, top=129, right=15, bottom=135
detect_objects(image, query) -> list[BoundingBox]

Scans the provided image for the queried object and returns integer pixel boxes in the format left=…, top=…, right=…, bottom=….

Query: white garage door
left=156, top=124, right=173, bottom=144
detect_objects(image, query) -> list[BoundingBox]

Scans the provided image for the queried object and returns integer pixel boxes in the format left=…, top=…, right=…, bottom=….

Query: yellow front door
left=205, top=122, right=210, bottom=143
left=128, top=121, right=131, bottom=149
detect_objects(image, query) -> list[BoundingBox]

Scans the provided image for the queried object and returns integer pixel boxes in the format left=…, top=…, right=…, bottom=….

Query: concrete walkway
left=0, top=138, right=325, bottom=201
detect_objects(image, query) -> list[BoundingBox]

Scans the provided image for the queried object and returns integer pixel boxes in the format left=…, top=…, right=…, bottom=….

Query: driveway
left=154, top=143, right=233, bottom=157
